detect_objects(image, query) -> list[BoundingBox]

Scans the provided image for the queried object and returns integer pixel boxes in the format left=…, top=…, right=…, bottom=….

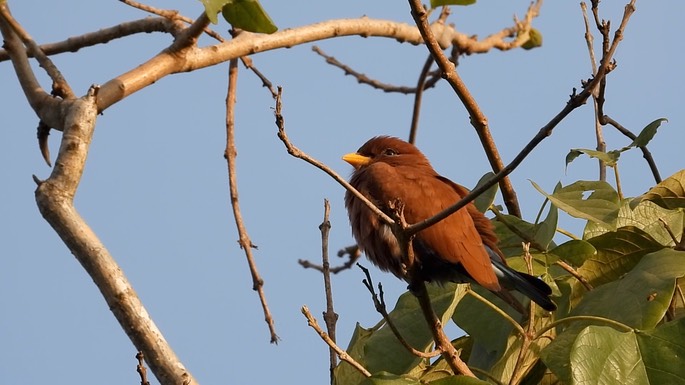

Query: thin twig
left=556, top=260, right=593, bottom=291
left=466, top=289, right=526, bottom=337
left=581, top=2, right=607, bottom=181
left=0, top=3, right=74, bottom=99
left=312, top=45, right=441, bottom=94
left=298, top=245, right=362, bottom=274
left=301, top=305, right=372, bottom=378
left=408, top=54, right=434, bottom=144
left=534, top=315, right=634, bottom=339
left=273, top=87, right=394, bottom=227
left=508, top=244, right=537, bottom=385
left=358, top=264, right=441, bottom=359
left=319, top=199, right=339, bottom=383
left=601, top=115, right=662, bottom=183
left=224, top=58, right=279, bottom=343
left=136, top=352, right=151, bottom=385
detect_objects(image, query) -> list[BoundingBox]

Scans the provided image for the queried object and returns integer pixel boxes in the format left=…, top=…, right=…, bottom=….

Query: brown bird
left=343, top=136, right=556, bottom=312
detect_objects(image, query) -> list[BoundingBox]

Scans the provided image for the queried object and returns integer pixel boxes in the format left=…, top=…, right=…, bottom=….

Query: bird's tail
left=487, top=248, right=556, bottom=312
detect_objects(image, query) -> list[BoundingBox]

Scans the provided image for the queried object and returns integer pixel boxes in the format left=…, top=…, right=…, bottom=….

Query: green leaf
left=570, top=326, right=648, bottom=385
left=360, top=372, right=422, bottom=385
left=628, top=117, right=668, bottom=149
left=630, top=169, right=685, bottom=210
left=453, top=286, right=522, bottom=371
left=534, top=201, right=558, bottom=251
left=521, top=28, right=543, bottom=50
left=430, top=0, right=477, bottom=7
left=491, top=205, right=557, bottom=257
left=581, top=226, right=664, bottom=288
left=549, top=239, right=597, bottom=267
left=221, top=0, right=277, bottom=33
left=199, top=0, right=230, bottom=24
left=565, top=148, right=620, bottom=168
left=565, top=149, right=583, bottom=168
left=415, top=336, right=473, bottom=382
left=427, top=375, right=490, bottom=385
left=334, top=323, right=377, bottom=385
left=531, top=180, right=620, bottom=230
left=542, top=249, right=685, bottom=383
left=337, top=283, right=466, bottom=381
left=637, top=318, right=685, bottom=385
left=472, top=172, right=499, bottom=213
left=586, top=199, right=683, bottom=246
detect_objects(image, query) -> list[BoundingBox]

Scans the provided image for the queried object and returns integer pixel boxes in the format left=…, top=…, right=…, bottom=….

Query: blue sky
left=1, top=1, right=682, bottom=384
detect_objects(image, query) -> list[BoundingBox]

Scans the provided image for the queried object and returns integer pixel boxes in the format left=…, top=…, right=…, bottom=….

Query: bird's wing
left=438, top=176, right=507, bottom=264
left=403, top=173, right=501, bottom=291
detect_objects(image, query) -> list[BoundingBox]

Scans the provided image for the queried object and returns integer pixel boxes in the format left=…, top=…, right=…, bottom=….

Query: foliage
left=200, top=0, right=277, bottom=33
left=335, top=166, right=685, bottom=385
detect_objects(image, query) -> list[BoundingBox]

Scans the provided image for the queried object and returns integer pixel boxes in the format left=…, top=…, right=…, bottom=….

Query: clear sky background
left=1, top=1, right=682, bottom=384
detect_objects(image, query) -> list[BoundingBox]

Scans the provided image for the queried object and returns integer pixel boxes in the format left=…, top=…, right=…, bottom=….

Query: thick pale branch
left=34, top=88, right=197, bottom=385
left=92, top=17, right=543, bottom=112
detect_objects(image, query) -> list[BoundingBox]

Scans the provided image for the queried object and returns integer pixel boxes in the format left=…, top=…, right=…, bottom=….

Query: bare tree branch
left=31, top=86, right=197, bottom=385
left=224, top=58, right=280, bottom=344
left=318, top=199, right=340, bottom=383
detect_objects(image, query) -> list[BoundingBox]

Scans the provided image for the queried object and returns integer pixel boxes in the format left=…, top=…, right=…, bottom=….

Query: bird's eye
left=382, top=148, right=398, bottom=156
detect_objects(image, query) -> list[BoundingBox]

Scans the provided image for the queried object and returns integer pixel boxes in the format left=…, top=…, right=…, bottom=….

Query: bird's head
left=342, top=136, right=431, bottom=170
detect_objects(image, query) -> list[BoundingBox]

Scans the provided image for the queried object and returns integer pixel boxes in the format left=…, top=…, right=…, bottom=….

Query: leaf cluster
left=334, top=168, right=685, bottom=385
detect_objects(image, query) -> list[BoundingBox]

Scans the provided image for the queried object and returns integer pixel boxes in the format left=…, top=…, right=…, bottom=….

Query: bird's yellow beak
left=342, top=152, right=371, bottom=169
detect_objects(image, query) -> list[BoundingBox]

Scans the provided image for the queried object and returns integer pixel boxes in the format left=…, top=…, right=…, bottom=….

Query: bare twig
left=312, top=45, right=441, bottom=94
left=508, top=244, right=537, bottom=385
left=358, top=264, right=441, bottom=359
left=298, top=245, right=362, bottom=274
left=224, top=58, right=279, bottom=343
left=318, top=199, right=340, bottom=383
left=0, top=3, right=74, bottom=99
left=301, top=305, right=372, bottom=378
left=556, top=260, right=593, bottom=291
left=136, top=352, right=151, bottom=385
left=274, top=87, right=395, bottom=227
left=0, top=18, right=179, bottom=62
left=601, top=115, right=662, bottom=183
left=466, top=289, right=526, bottom=337
left=408, top=54, right=435, bottom=144
left=581, top=2, right=608, bottom=181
